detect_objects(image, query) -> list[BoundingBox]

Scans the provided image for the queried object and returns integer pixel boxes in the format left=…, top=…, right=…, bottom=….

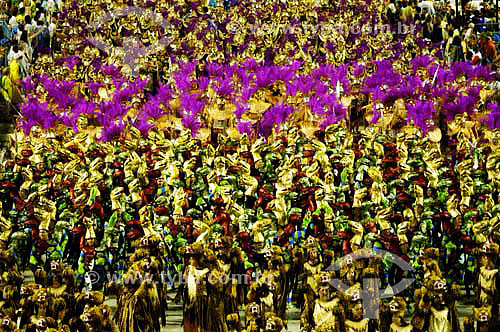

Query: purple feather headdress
left=274, top=64, right=299, bottom=82
left=352, top=63, right=366, bottom=77
left=114, top=79, right=147, bottom=104
left=215, top=78, right=234, bottom=97
left=179, top=93, right=206, bottom=135
left=198, top=76, right=210, bottom=91
left=20, top=76, right=35, bottom=92
left=292, top=75, right=316, bottom=95
left=66, top=56, right=81, bottom=71
left=87, top=82, right=104, bottom=95
left=312, top=65, right=334, bottom=81
left=449, top=62, right=473, bottom=82
left=237, top=69, right=254, bottom=88
left=406, top=101, right=435, bottom=134
left=321, top=103, right=346, bottom=129
left=442, top=94, right=476, bottom=121
left=40, top=78, right=77, bottom=109
left=363, top=61, right=402, bottom=89
left=410, top=56, right=433, bottom=74
left=237, top=121, right=254, bottom=138
left=174, top=72, right=193, bottom=93
left=181, top=94, right=205, bottom=116
left=20, top=100, right=54, bottom=135
left=181, top=115, right=201, bottom=136
left=97, top=101, right=128, bottom=126
left=141, top=99, right=166, bottom=121
left=101, top=65, right=122, bottom=80
left=100, top=121, right=125, bottom=142
left=241, top=86, right=258, bottom=102
left=134, top=118, right=154, bottom=137
left=65, top=101, right=96, bottom=132
left=234, top=102, right=248, bottom=120
left=486, top=103, right=500, bottom=129
left=259, top=104, right=294, bottom=137
left=206, top=63, right=225, bottom=78
left=241, top=59, right=259, bottom=72
left=472, top=65, right=494, bottom=81
left=255, top=67, right=277, bottom=89
left=150, top=84, right=173, bottom=108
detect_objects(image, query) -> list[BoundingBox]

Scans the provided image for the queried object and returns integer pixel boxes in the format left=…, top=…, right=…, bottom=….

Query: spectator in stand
left=469, top=0, right=482, bottom=12
left=448, top=9, right=457, bottom=27
left=15, top=7, right=24, bottom=26
left=48, top=16, right=55, bottom=50
left=431, top=15, right=444, bottom=44
left=387, top=0, right=399, bottom=24
left=7, top=44, right=25, bottom=80
left=0, top=67, right=13, bottom=111
left=401, top=1, right=416, bottom=22
left=24, top=15, right=31, bottom=32
left=422, top=16, right=433, bottom=39
left=480, top=8, right=491, bottom=28
left=19, top=30, right=32, bottom=64
left=0, top=62, right=21, bottom=112
left=465, top=30, right=478, bottom=59
left=479, top=33, right=497, bottom=65
left=414, top=6, right=422, bottom=23
left=441, top=13, right=449, bottom=41
left=418, top=0, right=435, bottom=17
left=447, top=35, right=466, bottom=62
left=472, top=9, right=486, bottom=32
left=8, top=8, right=17, bottom=30
left=10, top=0, right=22, bottom=11
left=464, top=22, right=475, bottom=41
left=471, top=46, right=482, bottom=64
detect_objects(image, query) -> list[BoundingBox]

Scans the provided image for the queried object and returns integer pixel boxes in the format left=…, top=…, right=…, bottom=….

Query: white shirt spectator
left=8, top=16, right=17, bottom=30
left=48, top=21, right=56, bottom=38
left=7, top=47, right=28, bottom=77
left=465, top=23, right=474, bottom=41
left=469, top=0, right=482, bottom=11
left=46, top=0, right=57, bottom=12
left=471, top=50, right=482, bottom=64
left=19, top=41, right=33, bottom=62
left=15, top=28, right=22, bottom=42
left=7, top=47, right=23, bottom=64
left=32, top=21, right=42, bottom=33
left=418, top=1, right=435, bottom=16
left=388, top=3, right=397, bottom=14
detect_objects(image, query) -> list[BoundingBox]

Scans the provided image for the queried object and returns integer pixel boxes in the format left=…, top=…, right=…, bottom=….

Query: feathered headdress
left=100, top=121, right=125, bottom=142
left=180, top=94, right=206, bottom=136
left=20, top=100, right=54, bottom=135
left=486, top=103, right=500, bottom=129
left=406, top=101, right=435, bottom=135
left=20, top=76, right=35, bottom=92
left=410, top=56, right=433, bottom=74
left=259, top=104, right=294, bottom=137
left=471, top=65, right=494, bottom=82
left=100, top=65, right=122, bottom=80
left=363, top=60, right=402, bottom=89
left=237, top=121, right=254, bottom=138
left=87, top=82, right=104, bottom=95
left=40, top=77, right=77, bottom=110
left=449, top=62, right=473, bottom=82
